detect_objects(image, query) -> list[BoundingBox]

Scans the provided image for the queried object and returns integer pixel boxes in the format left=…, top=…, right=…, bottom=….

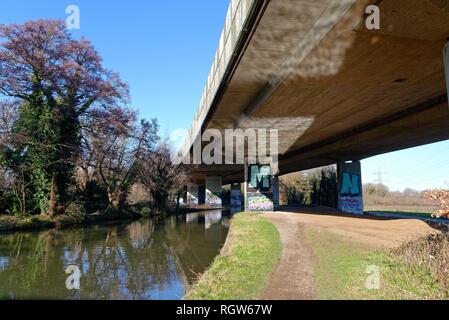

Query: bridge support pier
left=230, top=183, right=242, bottom=211
left=244, top=162, right=279, bottom=212
left=186, top=183, right=199, bottom=206
left=205, top=176, right=223, bottom=207
left=198, top=185, right=206, bottom=205
left=337, top=160, right=364, bottom=215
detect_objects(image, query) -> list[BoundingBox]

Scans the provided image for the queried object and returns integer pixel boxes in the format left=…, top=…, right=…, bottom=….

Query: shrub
left=425, top=190, right=449, bottom=218
left=0, top=215, right=18, bottom=231
left=280, top=166, right=337, bottom=207
left=394, top=233, right=449, bottom=291
left=141, top=206, right=151, bottom=217
left=53, top=202, right=86, bottom=227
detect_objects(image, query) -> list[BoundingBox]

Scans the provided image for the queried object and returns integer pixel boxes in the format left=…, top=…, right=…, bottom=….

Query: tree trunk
left=108, top=189, right=126, bottom=210
left=176, top=193, right=180, bottom=210
left=48, top=176, right=56, bottom=216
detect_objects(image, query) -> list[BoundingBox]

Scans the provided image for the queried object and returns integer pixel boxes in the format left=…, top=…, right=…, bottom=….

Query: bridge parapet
left=180, top=0, right=258, bottom=160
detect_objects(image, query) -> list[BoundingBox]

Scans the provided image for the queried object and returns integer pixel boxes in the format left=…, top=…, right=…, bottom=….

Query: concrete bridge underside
left=184, top=0, right=449, bottom=186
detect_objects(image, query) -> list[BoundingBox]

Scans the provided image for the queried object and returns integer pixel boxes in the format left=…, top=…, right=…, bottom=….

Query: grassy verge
left=364, top=205, right=436, bottom=215
left=305, top=227, right=448, bottom=300
left=0, top=215, right=55, bottom=233
left=185, top=212, right=282, bottom=300
left=366, top=210, right=433, bottom=219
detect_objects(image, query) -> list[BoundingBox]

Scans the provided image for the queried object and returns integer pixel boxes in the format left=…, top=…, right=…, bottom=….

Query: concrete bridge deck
left=181, top=0, right=449, bottom=183
left=179, top=0, right=449, bottom=214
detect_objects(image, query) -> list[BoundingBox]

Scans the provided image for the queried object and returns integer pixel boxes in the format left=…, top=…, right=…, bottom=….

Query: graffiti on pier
left=247, top=165, right=274, bottom=211
left=339, top=171, right=363, bottom=215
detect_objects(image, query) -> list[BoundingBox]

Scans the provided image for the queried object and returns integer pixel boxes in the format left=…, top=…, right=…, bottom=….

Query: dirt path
left=261, top=210, right=438, bottom=300
left=261, top=213, right=317, bottom=300
left=278, top=208, right=438, bottom=248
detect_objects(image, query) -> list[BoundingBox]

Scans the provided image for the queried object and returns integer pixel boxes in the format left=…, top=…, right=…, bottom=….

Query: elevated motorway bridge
left=178, top=0, right=449, bottom=213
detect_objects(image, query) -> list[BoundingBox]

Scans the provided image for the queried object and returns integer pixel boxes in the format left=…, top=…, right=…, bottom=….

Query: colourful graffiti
left=339, top=171, right=363, bottom=215
left=206, top=191, right=222, bottom=207
left=247, top=193, right=274, bottom=211
left=187, top=195, right=198, bottom=205
left=340, top=172, right=361, bottom=196
left=231, top=188, right=241, bottom=207
left=340, top=196, right=363, bottom=214
left=246, top=165, right=274, bottom=211
left=249, top=165, right=271, bottom=189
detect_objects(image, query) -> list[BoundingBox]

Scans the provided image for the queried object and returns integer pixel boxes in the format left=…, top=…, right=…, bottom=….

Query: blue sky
left=0, top=0, right=230, bottom=137
left=1, top=0, right=449, bottom=192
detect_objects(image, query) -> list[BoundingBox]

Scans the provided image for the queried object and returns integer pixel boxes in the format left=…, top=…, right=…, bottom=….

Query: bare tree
left=80, top=107, right=159, bottom=209
left=78, top=107, right=134, bottom=190
left=138, top=143, right=189, bottom=215
left=0, top=20, right=130, bottom=215
left=0, top=100, right=17, bottom=152
left=0, top=100, right=17, bottom=213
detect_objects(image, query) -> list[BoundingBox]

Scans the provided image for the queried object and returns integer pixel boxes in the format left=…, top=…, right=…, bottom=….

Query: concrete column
left=444, top=42, right=449, bottom=103
left=186, top=183, right=199, bottom=206
left=337, top=160, right=364, bottom=215
left=181, top=186, right=188, bottom=206
left=272, top=175, right=279, bottom=211
left=205, top=176, right=222, bottom=207
left=245, top=163, right=275, bottom=212
left=198, top=185, right=206, bottom=205
left=231, top=183, right=242, bottom=209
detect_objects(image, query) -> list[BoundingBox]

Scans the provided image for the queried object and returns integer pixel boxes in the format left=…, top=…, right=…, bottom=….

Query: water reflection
left=0, top=210, right=229, bottom=300
left=205, top=211, right=222, bottom=230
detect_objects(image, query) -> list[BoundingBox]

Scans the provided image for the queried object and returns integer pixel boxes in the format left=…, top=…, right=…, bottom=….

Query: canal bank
left=185, top=213, right=282, bottom=300
left=0, top=207, right=216, bottom=234
left=0, top=210, right=139, bottom=234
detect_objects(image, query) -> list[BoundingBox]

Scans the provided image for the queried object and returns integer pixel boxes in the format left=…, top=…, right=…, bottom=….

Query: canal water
left=0, top=210, right=230, bottom=300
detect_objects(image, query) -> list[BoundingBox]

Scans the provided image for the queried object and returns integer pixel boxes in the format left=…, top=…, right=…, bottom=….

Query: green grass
left=0, top=215, right=54, bottom=233
left=369, top=211, right=433, bottom=219
left=365, top=209, right=449, bottom=221
left=364, top=205, right=436, bottom=216
left=305, top=228, right=447, bottom=300
left=185, top=212, right=282, bottom=300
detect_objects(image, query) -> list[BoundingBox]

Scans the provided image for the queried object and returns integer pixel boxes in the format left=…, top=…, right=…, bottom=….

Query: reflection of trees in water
left=163, top=214, right=229, bottom=285
left=64, top=223, right=182, bottom=299
left=0, top=216, right=229, bottom=299
left=0, top=230, right=65, bottom=299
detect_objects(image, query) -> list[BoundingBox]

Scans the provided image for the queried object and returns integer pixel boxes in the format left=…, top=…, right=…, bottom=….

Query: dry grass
left=306, top=227, right=448, bottom=300
left=393, top=233, right=449, bottom=293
